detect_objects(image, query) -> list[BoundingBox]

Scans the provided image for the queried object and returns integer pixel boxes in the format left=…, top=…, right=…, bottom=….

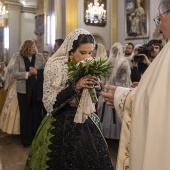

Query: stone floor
left=0, top=130, right=119, bottom=170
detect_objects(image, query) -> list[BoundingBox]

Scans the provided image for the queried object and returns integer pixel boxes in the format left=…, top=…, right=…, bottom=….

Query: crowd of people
left=0, top=0, right=170, bottom=169
left=0, top=38, right=64, bottom=145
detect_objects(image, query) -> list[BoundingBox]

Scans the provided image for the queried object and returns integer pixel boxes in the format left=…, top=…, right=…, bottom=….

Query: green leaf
left=67, top=58, right=112, bottom=83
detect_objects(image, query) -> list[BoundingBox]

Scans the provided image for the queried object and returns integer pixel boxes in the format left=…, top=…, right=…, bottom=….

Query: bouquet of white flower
left=67, top=58, right=111, bottom=103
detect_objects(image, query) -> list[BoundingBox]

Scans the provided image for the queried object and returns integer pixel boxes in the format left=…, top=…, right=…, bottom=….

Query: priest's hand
left=100, top=85, right=117, bottom=107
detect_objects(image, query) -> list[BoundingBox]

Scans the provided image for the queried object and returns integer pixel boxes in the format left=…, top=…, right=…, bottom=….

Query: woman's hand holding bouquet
left=67, top=58, right=111, bottom=123
left=76, top=76, right=100, bottom=90
left=68, top=58, right=111, bottom=103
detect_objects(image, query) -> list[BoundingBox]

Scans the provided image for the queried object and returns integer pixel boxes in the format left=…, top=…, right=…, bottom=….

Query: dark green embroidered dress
left=25, top=85, right=114, bottom=170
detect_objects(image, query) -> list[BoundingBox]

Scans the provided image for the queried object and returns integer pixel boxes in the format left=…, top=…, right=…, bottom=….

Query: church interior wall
left=20, top=13, right=36, bottom=46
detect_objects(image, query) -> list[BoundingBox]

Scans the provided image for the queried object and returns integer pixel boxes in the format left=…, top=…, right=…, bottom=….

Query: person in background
left=106, top=50, right=110, bottom=58
left=92, top=43, right=108, bottom=60
left=147, top=39, right=163, bottom=62
left=130, top=44, right=143, bottom=82
left=131, top=39, right=162, bottom=83
left=124, top=42, right=134, bottom=61
left=97, top=42, right=131, bottom=140
left=133, top=44, right=142, bottom=55
left=0, top=53, right=20, bottom=134
left=0, top=62, right=6, bottom=87
left=13, top=39, right=46, bottom=147
left=91, top=43, right=108, bottom=115
left=0, top=62, right=7, bottom=114
left=54, top=38, right=64, bottom=52
left=100, top=1, right=170, bottom=169
left=25, top=28, right=114, bottom=170
left=42, top=50, right=50, bottom=62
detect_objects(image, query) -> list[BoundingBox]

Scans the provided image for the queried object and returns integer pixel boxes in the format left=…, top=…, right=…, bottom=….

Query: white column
left=55, top=0, right=65, bottom=39
left=43, top=0, right=65, bottom=54
left=4, top=1, right=22, bottom=62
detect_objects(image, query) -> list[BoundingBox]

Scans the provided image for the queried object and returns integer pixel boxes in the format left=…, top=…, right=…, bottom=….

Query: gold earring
left=69, top=53, right=74, bottom=61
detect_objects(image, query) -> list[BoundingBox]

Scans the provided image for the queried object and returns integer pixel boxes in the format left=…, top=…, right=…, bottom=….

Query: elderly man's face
left=157, top=8, right=170, bottom=41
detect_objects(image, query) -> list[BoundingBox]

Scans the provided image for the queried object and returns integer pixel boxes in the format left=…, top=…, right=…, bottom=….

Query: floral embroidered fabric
left=25, top=85, right=114, bottom=170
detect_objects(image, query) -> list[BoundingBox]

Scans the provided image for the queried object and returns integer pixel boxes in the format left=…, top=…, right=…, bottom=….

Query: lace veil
left=43, top=28, right=94, bottom=114
left=95, top=43, right=108, bottom=60
left=4, top=52, right=19, bottom=90
left=97, top=42, right=131, bottom=111
left=105, top=42, right=131, bottom=86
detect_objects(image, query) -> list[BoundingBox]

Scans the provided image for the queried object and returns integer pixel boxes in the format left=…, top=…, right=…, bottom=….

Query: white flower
left=76, top=57, right=94, bottom=66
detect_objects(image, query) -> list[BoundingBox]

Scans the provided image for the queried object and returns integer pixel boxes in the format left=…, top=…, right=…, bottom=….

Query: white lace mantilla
left=52, top=28, right=93, bottom=58
left=43, top=28, right=95, bottom=121
left=43, top=56, right=68, bottom=113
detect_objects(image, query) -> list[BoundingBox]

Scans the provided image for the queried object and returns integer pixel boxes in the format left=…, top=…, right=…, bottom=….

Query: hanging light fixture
left=0, top=1, right=8, bottom=19
left=85, top=0, right=106, bottom=24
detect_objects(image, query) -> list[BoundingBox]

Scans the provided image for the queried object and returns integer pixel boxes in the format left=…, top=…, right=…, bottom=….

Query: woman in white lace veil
left=98, top=42, right=131, bottom=139
left=0, top=53, right=20, bottom=134
left=92, top=43, right=108, bottom=60
left=105, top=42, right=131, bottom=86
left=43, top=28, right=96, bottom=115
left=25, top=28, right=114, bottom=170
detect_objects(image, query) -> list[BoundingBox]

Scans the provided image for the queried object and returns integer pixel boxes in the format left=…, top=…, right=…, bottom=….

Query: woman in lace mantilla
left=97, top=42, right=131, bottom=140
left=25, top=28, right=114, bottom=170
left=0, top=53, right=20, bottom=134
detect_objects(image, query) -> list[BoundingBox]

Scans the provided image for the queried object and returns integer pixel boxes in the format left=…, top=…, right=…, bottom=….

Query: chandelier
left=85, top=0, right=106, bottom=24
left=0, top=1, right=8, bottom=19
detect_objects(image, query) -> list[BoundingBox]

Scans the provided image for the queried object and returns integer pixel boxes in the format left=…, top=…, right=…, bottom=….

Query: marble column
left=4, top=0, right=22, bottom=62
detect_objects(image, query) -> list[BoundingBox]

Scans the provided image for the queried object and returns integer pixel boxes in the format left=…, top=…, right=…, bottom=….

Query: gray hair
left=157, top=0, right=170, bottom=13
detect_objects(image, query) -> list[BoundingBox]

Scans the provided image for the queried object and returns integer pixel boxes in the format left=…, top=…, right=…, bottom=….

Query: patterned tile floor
left=0, top=130, right=119, bottom=170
